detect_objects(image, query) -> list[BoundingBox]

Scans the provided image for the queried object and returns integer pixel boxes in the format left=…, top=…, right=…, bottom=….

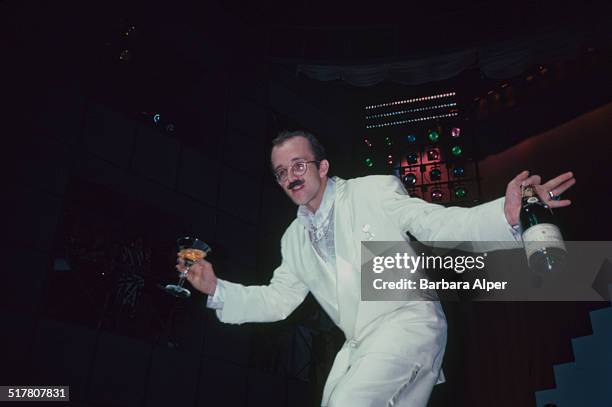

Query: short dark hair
left=271, top=130, right=326, bottom=166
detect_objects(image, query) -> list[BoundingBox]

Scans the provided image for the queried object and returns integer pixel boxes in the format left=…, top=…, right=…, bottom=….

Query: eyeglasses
left=274, top=160, right=319, bottom=183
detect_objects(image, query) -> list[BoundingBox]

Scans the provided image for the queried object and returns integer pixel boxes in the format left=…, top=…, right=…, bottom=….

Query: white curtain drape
left=297, top=27, right=607, bottom=86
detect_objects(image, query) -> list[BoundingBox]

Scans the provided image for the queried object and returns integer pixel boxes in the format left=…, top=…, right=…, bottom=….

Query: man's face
left=271, top=136, right=329, bottom=211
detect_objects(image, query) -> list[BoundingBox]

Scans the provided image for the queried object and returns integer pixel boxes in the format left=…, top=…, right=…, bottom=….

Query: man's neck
left=305, top=176, right=329, bottom=214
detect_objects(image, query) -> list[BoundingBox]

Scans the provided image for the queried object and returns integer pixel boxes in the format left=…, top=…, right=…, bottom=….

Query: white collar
left=297, top=177, right=335, bottom=229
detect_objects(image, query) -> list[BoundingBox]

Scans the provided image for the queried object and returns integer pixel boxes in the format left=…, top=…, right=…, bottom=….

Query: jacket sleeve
left=214, top=235, right=309, bottom=325
left=378, top=176, right=521, bottom=246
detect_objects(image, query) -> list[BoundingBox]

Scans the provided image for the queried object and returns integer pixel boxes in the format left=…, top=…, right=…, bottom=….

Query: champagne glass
left=164, top=236, right=211, bottom=298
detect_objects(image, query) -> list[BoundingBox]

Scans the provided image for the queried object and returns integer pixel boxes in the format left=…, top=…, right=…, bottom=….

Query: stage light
left=403, top=173, right=417, bottom=186
left=385, top=136, right=392, bottom=146
left=365, top=92, right=456, bottom=110
left=407, top=153, right=419, bottom=164
left=364, top=138, right=372, bottom=147
left=365, top=158, right=374, bottom=167
left=406, top=134, right=417, bottom=143
left=124, top=25, right=137, bottom=37
left=430, top=168, right=442, bottom=181
left=451, top=145, right=463, bottom=156
left=119, top=49, right=131, bottom=62
left=452, top=166, right=465, bottom=177
left=153, top=114, right=161, bottom=123
left=454, top=187, right=467, bottom=198
left=387, top=154, right=394, bottom=166
left=427, top=149, right=439, bottom=161
left=365, top=112, right=458, bottom=129
left=365, top=103, right=457, bottom=119
left=431, top=189, right=444, bottom=201
left=428, top=130, right=440, bottom=142
left=451, top=127, right=461, bottom=138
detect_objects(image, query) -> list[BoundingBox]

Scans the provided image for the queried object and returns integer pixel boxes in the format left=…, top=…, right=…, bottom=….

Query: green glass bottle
left=519, top=185, right=566, bottom=272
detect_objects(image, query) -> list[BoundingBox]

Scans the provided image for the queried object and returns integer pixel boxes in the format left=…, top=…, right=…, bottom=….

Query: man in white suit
left=179, top=130, right=575, bottom=406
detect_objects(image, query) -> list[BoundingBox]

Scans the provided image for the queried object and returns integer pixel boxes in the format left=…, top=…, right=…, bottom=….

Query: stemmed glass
left=164, top=236, right=211, bottom=298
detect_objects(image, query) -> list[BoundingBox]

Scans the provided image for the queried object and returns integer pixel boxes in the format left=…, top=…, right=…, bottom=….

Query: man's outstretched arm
left=379, top=170, right=575, bottom=243
left=178, top=238, right=309, bottom=325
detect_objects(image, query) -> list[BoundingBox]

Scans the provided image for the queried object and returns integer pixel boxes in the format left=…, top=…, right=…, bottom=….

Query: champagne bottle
left=520, top=185, right=566, bottom=272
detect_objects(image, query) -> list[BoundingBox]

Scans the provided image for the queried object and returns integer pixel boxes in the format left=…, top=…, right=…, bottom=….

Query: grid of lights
left=362, top=89, right=474, bottom=204
left=365, top=112, right=459, bottom=129
left=365, top=92, right=456, bottom=110
left=365, top=103, right=457, bottom=120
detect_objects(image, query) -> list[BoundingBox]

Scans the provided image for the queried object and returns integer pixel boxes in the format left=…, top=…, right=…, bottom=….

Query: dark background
left=2, top=1, right=612, bottom=406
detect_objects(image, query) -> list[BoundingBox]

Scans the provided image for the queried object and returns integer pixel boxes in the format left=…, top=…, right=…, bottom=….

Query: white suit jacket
left=215, top=175, right=517, bottom=404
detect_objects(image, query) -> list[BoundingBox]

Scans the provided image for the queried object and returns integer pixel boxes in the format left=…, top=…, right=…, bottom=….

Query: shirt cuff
left=502, top=205, right=523, bottom=242
left=510, top=224, right=523, bottom=241
left=205, top=279, right=225, bottom=310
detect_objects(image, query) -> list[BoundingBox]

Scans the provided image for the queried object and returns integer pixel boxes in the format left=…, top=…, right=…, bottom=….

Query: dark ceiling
left=221, top=0, right=612, bottom=61
left=5, top=1, right=611, bottom=81
left=3, top=1, right=611, bottom=159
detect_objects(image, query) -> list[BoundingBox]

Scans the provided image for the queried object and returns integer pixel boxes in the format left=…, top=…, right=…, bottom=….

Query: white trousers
left=322, top=302, right=447, bottom=407
left=325, top=352, right=439, bottom=407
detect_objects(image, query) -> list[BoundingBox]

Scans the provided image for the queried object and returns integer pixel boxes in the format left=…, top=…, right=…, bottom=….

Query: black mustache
left=288, top=180, right=304, bottom=190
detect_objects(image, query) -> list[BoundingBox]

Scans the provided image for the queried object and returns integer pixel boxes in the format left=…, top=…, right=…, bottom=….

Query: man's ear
left=319, top=159, right=330, bottom=177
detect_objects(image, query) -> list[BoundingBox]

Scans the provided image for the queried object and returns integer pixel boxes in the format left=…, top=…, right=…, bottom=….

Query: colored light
left=430, top=168, right=442, bottom=181
left=451, top=127, right=461, bottom=138
left=403, top=173, right=417, bottom=185
left=428, top=130, right=440, bottom=142
left=364, top=138, right=372, bottom=147
left=365, top=158, right=373, bottom=167
left=454, top=187, right=467, bottom=198
left=407, top=153, right=419, bottom=164
left=431, top=189, right=444, bottom=201
left=451, top=145, right=463, bottom=156
left=407, top=134, right=417, bottom=143
left=385, top=136, right=392, bottom=146
left=452, top=166, right=465, bottom=177
left=427, top=149, right=439, bottom=161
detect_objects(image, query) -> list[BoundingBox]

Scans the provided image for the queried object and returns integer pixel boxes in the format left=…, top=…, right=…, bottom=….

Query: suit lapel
left=332, top=177, right=361, bottom=338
